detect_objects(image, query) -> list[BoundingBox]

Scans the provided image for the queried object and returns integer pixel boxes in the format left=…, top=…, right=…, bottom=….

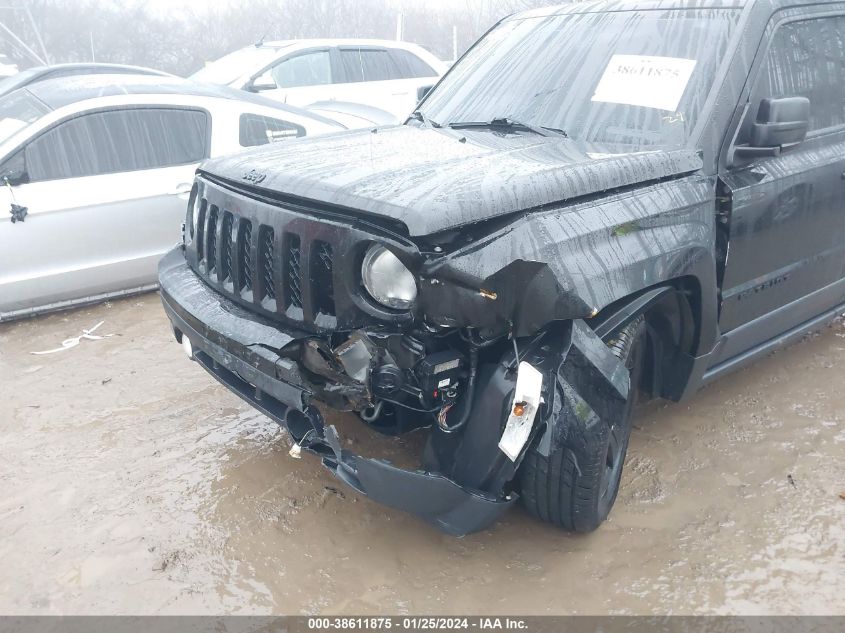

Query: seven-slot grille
left=193, top=200, right=336, bottom=329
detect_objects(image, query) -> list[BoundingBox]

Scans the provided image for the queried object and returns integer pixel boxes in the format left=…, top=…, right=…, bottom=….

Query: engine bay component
left=415, top=350, right=465, bottom=395
left=334, top=336, right=373, bottom=383
left=371, top=364, right=405, bottom=398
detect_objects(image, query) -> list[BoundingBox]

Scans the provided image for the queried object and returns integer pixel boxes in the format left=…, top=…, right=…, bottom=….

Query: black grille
left=191, top=195, right=339, bottom=329
left=206, top=206, right=219, bottom=273
left=285, top=234, right=303, bottom=309
left=220, top=212, right=234, bottom=282
left=195, top=200, right=206, bottom=261
left=312, top=241, right=335, bottom=316
left=260, top=228, right=276, bottom=301
left=238, top=220, right=252, bottom=292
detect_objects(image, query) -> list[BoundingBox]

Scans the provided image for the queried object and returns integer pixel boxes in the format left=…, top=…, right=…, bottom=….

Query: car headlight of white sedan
left=361, top=244, right=417, bottom=310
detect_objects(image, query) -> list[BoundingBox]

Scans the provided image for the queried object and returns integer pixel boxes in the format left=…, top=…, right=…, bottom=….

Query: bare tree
left=0, top=0, right=565, bottom=75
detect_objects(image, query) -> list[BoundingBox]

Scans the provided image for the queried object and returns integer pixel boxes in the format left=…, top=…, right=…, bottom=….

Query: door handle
left=170, top=183, right=192, bottom=196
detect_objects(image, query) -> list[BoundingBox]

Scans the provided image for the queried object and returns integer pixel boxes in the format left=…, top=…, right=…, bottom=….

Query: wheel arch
left=588, top=276, right=703, bottom=401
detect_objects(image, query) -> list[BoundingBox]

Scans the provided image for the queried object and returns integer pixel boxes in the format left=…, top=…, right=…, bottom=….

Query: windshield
left=420, top=9, right=738, bottom=150
left=0, top=89, right=50, bottom=145
left=191, top=45, right=289, bottom=86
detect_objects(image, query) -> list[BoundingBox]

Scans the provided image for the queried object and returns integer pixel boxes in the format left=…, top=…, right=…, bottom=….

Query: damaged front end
left=156, top=169, right=671, bottom=535
left=160, top=238, right=629, bottom=535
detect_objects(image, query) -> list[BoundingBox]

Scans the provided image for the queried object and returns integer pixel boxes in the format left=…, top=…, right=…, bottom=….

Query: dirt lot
left=1, top=293, right=844, bottom=615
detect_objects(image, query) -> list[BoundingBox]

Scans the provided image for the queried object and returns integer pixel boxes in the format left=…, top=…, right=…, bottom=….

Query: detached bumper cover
left=158, top=247, right=515, bottom=536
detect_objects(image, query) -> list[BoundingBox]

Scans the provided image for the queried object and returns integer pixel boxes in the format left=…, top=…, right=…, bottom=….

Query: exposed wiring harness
left=437, top=346, right=478, bottom=434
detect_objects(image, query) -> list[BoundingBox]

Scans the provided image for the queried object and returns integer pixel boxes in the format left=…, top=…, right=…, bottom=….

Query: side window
left=390, top=49, right=437, bottom=79
left=339, top=49, right=364, bottom=83
left=24, top=108, right=208, bottom=182
left=756, top=17, right=845, bottom=132
left=359, top=49, right=398, bottom=81
left=239, top=114, right=304, bottom=147
left=339, top=48, right=399, bottom=82
left=270, top=51, right=332, bottom=88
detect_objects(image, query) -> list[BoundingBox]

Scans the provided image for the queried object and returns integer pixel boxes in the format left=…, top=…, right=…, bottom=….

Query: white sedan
left=0, top=74, right=345, bottom=321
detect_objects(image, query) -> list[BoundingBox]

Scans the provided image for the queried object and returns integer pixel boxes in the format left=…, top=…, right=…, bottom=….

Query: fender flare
left=590, top=283, right=702, bottom=401
left=591, top=286, right=676, bottom=341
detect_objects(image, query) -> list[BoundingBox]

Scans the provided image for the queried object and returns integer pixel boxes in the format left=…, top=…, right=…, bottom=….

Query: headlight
left=361, top=245, right=417, bottom=310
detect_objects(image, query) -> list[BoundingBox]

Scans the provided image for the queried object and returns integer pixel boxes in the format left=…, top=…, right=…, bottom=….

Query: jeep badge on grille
left=242, top=169, right=266, bottom=185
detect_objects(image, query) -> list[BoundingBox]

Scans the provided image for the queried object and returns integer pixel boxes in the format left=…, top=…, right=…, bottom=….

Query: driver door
left=717, top=14, right=845, bottom=345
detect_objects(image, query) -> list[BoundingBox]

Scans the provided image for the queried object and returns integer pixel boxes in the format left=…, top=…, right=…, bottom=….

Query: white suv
left=191, top=39, right=446, bottom=120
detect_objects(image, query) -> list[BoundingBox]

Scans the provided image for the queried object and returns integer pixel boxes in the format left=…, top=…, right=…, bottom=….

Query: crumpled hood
left=200, top=125, right=702, bottom=236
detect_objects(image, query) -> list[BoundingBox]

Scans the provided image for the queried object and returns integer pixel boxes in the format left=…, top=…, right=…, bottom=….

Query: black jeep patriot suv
left=160, top=0, right=845, bottom=535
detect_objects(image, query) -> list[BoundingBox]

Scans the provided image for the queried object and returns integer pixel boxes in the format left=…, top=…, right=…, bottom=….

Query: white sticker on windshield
left=591, top=55, right=697, bottom=112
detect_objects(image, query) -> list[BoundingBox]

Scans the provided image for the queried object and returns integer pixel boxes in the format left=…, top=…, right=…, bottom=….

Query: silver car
left=0, top=74, right=344, bottom=321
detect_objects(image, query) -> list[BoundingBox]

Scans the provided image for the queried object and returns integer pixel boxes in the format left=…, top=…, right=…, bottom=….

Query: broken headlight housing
left=361, top=244, right=417, bottom=310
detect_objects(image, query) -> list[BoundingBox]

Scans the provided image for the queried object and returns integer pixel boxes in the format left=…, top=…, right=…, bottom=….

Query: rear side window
left=339, top=48, right=400, bottom=82
left=757, top=16, right=845, bottom=132
left=270, top=51, right=332, bottom=88
left=239, top=113, right=304, bottom=146
left=24, top=107, right=208, bottom=182
left=390, top=49, right=437, bottom=78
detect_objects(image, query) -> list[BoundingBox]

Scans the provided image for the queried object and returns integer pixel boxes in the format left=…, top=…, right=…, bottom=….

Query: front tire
left=518, top=317, right=645, bottom=532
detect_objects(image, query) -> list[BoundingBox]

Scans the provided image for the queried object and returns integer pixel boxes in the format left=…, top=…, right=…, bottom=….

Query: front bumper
left=159, top=246, right=516, bottom=535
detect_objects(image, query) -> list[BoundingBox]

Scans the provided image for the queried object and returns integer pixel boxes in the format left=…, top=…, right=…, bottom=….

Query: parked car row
left=0, top=74, right=383, bottom=320
left=0, top=39, right=447, bottom=321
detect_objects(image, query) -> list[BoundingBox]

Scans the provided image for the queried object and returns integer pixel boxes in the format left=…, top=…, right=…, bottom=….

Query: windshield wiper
left=409, top=110, right=441, bottom=128
left=447, top=117, right=567, bottom=138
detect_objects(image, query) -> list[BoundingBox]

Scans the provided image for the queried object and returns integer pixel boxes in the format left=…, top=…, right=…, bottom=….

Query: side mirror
left=2, top=163, right=29, bottom=222
left=0, top=150, right=28, bottom=187
left=416, top=85, right=433, bottom=102
left=752, top=97, right=809, bottom=147
left=9, top=202, right=27, bottom=223
left=248, top=72, right=276, bottom=93
left=733, top=97, right=810, bottom=161
left=3, top=168, right=27, bottom=187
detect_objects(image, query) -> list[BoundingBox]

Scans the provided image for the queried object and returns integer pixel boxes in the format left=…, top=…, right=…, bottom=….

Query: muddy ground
left=1, top=294, right=843, bottom=615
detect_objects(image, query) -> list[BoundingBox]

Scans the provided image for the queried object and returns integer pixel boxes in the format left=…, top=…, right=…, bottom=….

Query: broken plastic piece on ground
left=289, top=442, right=302, bottom=459
left=30, top=321, right=114, bottom=355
